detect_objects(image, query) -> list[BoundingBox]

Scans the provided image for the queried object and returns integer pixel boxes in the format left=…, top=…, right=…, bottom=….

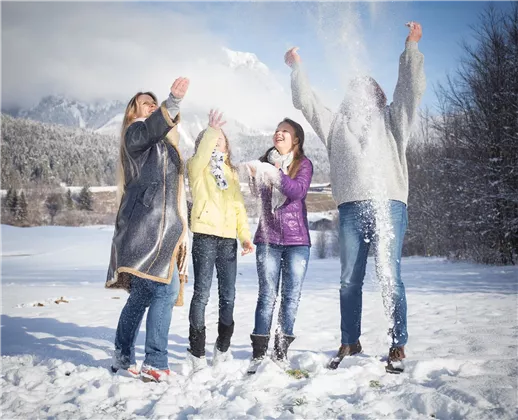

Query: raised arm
left=187, top=110, right=227, bottom=175
left=286, top=47, right=334, bottom=146
left=389, top=22, right=426, bottom=148
left=126, top=77, right=189, bottom=158
left=125, top=106, right=179, bottom=158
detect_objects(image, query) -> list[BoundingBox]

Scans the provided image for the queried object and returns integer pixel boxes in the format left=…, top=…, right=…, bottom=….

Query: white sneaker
left=212, top=342, right=232, bottom=367
left=272, top=357, right=290, bottom=371
left=186, top=349, right=207, bottom=373
left=247, top=357, right=263, bottom=375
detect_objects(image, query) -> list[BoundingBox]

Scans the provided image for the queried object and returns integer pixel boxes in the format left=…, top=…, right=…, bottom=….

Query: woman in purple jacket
left=246, top=118, right=313, bottom=373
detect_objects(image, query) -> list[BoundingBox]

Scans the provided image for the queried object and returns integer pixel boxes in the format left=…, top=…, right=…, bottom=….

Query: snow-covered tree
left=78, top=186, right=93, bottom=211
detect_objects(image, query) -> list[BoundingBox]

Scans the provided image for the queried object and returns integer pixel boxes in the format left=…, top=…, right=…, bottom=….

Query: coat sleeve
left=278, top=159, right=313, bottom=201
left=291, top=63, right=334, bottom=146
left=187, top=127, right=220, bottom=176
left=233, top=174, right=252, bottom=245
left=388, top=41, right=426, bottom=149
left=125, top=102, right=180, bottom=159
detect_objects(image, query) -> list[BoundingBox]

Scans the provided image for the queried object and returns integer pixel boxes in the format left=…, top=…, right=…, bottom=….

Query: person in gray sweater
left=285, top=22, right=425, bottom=372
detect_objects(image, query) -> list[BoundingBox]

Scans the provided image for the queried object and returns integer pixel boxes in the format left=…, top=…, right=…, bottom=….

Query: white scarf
left=210, top=150, right=229, bottom=190
left=267, top=149, right=293, bottom=210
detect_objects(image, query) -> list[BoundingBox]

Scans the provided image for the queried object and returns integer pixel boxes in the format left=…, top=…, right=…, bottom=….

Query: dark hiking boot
left=247, top=334, right=270, bottom=374
left=327, top=341, right=362, bottom=370
left=273, top=333, right=296, bottom=362
left=388, top=346, right=406, bottom=362
left=385, top=346, right=406, bottom=374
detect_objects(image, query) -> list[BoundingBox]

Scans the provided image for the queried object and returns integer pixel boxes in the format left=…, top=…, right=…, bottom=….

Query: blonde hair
left=116, top=91, right=158, bottom=205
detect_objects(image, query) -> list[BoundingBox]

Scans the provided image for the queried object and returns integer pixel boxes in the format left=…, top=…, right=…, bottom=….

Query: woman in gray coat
left=106, top=78, right=190, bottom=382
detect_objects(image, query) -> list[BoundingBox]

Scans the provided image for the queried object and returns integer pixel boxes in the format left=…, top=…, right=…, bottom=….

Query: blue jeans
left=253, top=244, right=310, bottom=336
left=338, top=200, right=408, bottom=347
left=189, top=233, right=237, bottom=329
left=114, top=271, right=179, bottom=370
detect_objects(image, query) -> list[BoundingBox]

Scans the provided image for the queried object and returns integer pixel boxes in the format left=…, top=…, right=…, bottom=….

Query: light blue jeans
left=114, top=271, right=179, bottom=370
left=338, top=200, right=408, bottom=347
left=253, top=244, right=310, bottom=336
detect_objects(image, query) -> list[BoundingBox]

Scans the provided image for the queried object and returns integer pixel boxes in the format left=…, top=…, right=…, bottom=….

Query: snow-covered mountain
left=221, top=47, right=285, bottom=95
left=11, top=94, right=269, bottom=147
left=4, top=48, right=331, bottom=184
left=17, top=95, right=126, bottom=131
left=10, top=48, right=285, bottom=138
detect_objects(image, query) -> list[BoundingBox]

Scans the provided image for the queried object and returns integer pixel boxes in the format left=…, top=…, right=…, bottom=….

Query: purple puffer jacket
left=253, top=157, right=313, bottom=246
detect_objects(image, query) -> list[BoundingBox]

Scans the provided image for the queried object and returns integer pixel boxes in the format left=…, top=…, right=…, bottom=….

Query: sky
left=1, top=1, right=515, bottom=127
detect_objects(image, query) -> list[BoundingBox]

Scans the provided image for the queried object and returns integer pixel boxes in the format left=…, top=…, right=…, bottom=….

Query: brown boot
left=386, top=346, right=406, bottom=374
left=388, top=346, right=406, bottom=362
left=327, top=341, right=362, bottom=370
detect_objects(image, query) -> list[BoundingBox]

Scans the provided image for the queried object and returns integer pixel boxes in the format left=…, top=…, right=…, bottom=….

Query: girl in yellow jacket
left=186, top=109, right=254, bottom=371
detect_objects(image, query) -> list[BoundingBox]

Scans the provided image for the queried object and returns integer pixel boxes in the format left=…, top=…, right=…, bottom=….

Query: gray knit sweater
left=291, top=41, right=426, bottom=206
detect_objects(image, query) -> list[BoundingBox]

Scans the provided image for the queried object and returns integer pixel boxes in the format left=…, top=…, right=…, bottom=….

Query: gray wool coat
left=290, top=41, right=426, bottom=206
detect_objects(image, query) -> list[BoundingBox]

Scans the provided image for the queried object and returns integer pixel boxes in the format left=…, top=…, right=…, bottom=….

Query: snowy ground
left=1, top=224, right=517, bottom=419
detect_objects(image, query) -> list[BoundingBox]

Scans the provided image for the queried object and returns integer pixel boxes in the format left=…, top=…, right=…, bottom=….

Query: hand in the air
left=284, top=47, right=301, bottom=68
left=208, top=109, right=227, bottom=130
left=171, top=77, right=190, bottom=99
left=406, top=21, right=422, bottom=43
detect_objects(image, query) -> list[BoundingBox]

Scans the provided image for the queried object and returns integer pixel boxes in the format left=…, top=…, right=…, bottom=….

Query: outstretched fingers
left=208, top=109, right=227, bottom=129
left=171, top=77, right=190, bottom=99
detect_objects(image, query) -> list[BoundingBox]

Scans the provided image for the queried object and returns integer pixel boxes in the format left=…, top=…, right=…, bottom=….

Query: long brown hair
left=259, top=118, right=306, bottom=178
left=194, top=128, right=237, bottom=172
left=116, top=91, right=158, bottom=205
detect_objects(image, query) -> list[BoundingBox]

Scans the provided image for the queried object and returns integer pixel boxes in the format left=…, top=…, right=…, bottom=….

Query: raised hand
left=208, top=109, right=226, bottom=130
left=170, top=77, right=190, bottom=99
left=406, top=21, right=422, bottom=43
left=284, top=47, right=301, bottom=68
left=241, top=240, right=254, bottom=256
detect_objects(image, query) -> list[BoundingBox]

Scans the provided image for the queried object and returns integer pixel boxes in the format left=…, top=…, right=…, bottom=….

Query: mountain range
left=2, top=48, right=330, bottom=187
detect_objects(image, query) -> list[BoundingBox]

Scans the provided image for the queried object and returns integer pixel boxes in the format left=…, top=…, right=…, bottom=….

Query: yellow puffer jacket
left=187, top=127, right=251, bottom=245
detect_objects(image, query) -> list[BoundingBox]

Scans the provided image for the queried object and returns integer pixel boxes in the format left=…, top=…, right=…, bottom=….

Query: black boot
left=215, top=322, right=235, bottom=353
left=188, top=325, right=206, bottom=358
left=248, top=334, right=270, bottom=374
left=250, top=334, right=270, bottom=360
left=273, top=333, right=296, bottom=361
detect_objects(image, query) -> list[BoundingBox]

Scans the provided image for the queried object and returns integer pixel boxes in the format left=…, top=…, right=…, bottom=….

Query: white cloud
left=1, top=2, right=296, bottom=130
left=2, top=1, right=415, bottom=132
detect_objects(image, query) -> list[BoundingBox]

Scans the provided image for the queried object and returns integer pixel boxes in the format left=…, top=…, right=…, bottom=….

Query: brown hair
left=194, top=128, right=237, bottom=172
left=259, top=118, right=306, bottom=178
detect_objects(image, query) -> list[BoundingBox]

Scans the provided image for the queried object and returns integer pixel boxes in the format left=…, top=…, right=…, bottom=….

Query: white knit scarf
left=210, top=150, right=229, bottom=190
left=267, top=149, right=293, bottom=210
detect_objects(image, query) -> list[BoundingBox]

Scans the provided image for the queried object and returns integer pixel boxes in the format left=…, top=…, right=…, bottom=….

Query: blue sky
left=2, top=1, right=515, bottom=124
left=144, top=1, right=514, bottom=111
